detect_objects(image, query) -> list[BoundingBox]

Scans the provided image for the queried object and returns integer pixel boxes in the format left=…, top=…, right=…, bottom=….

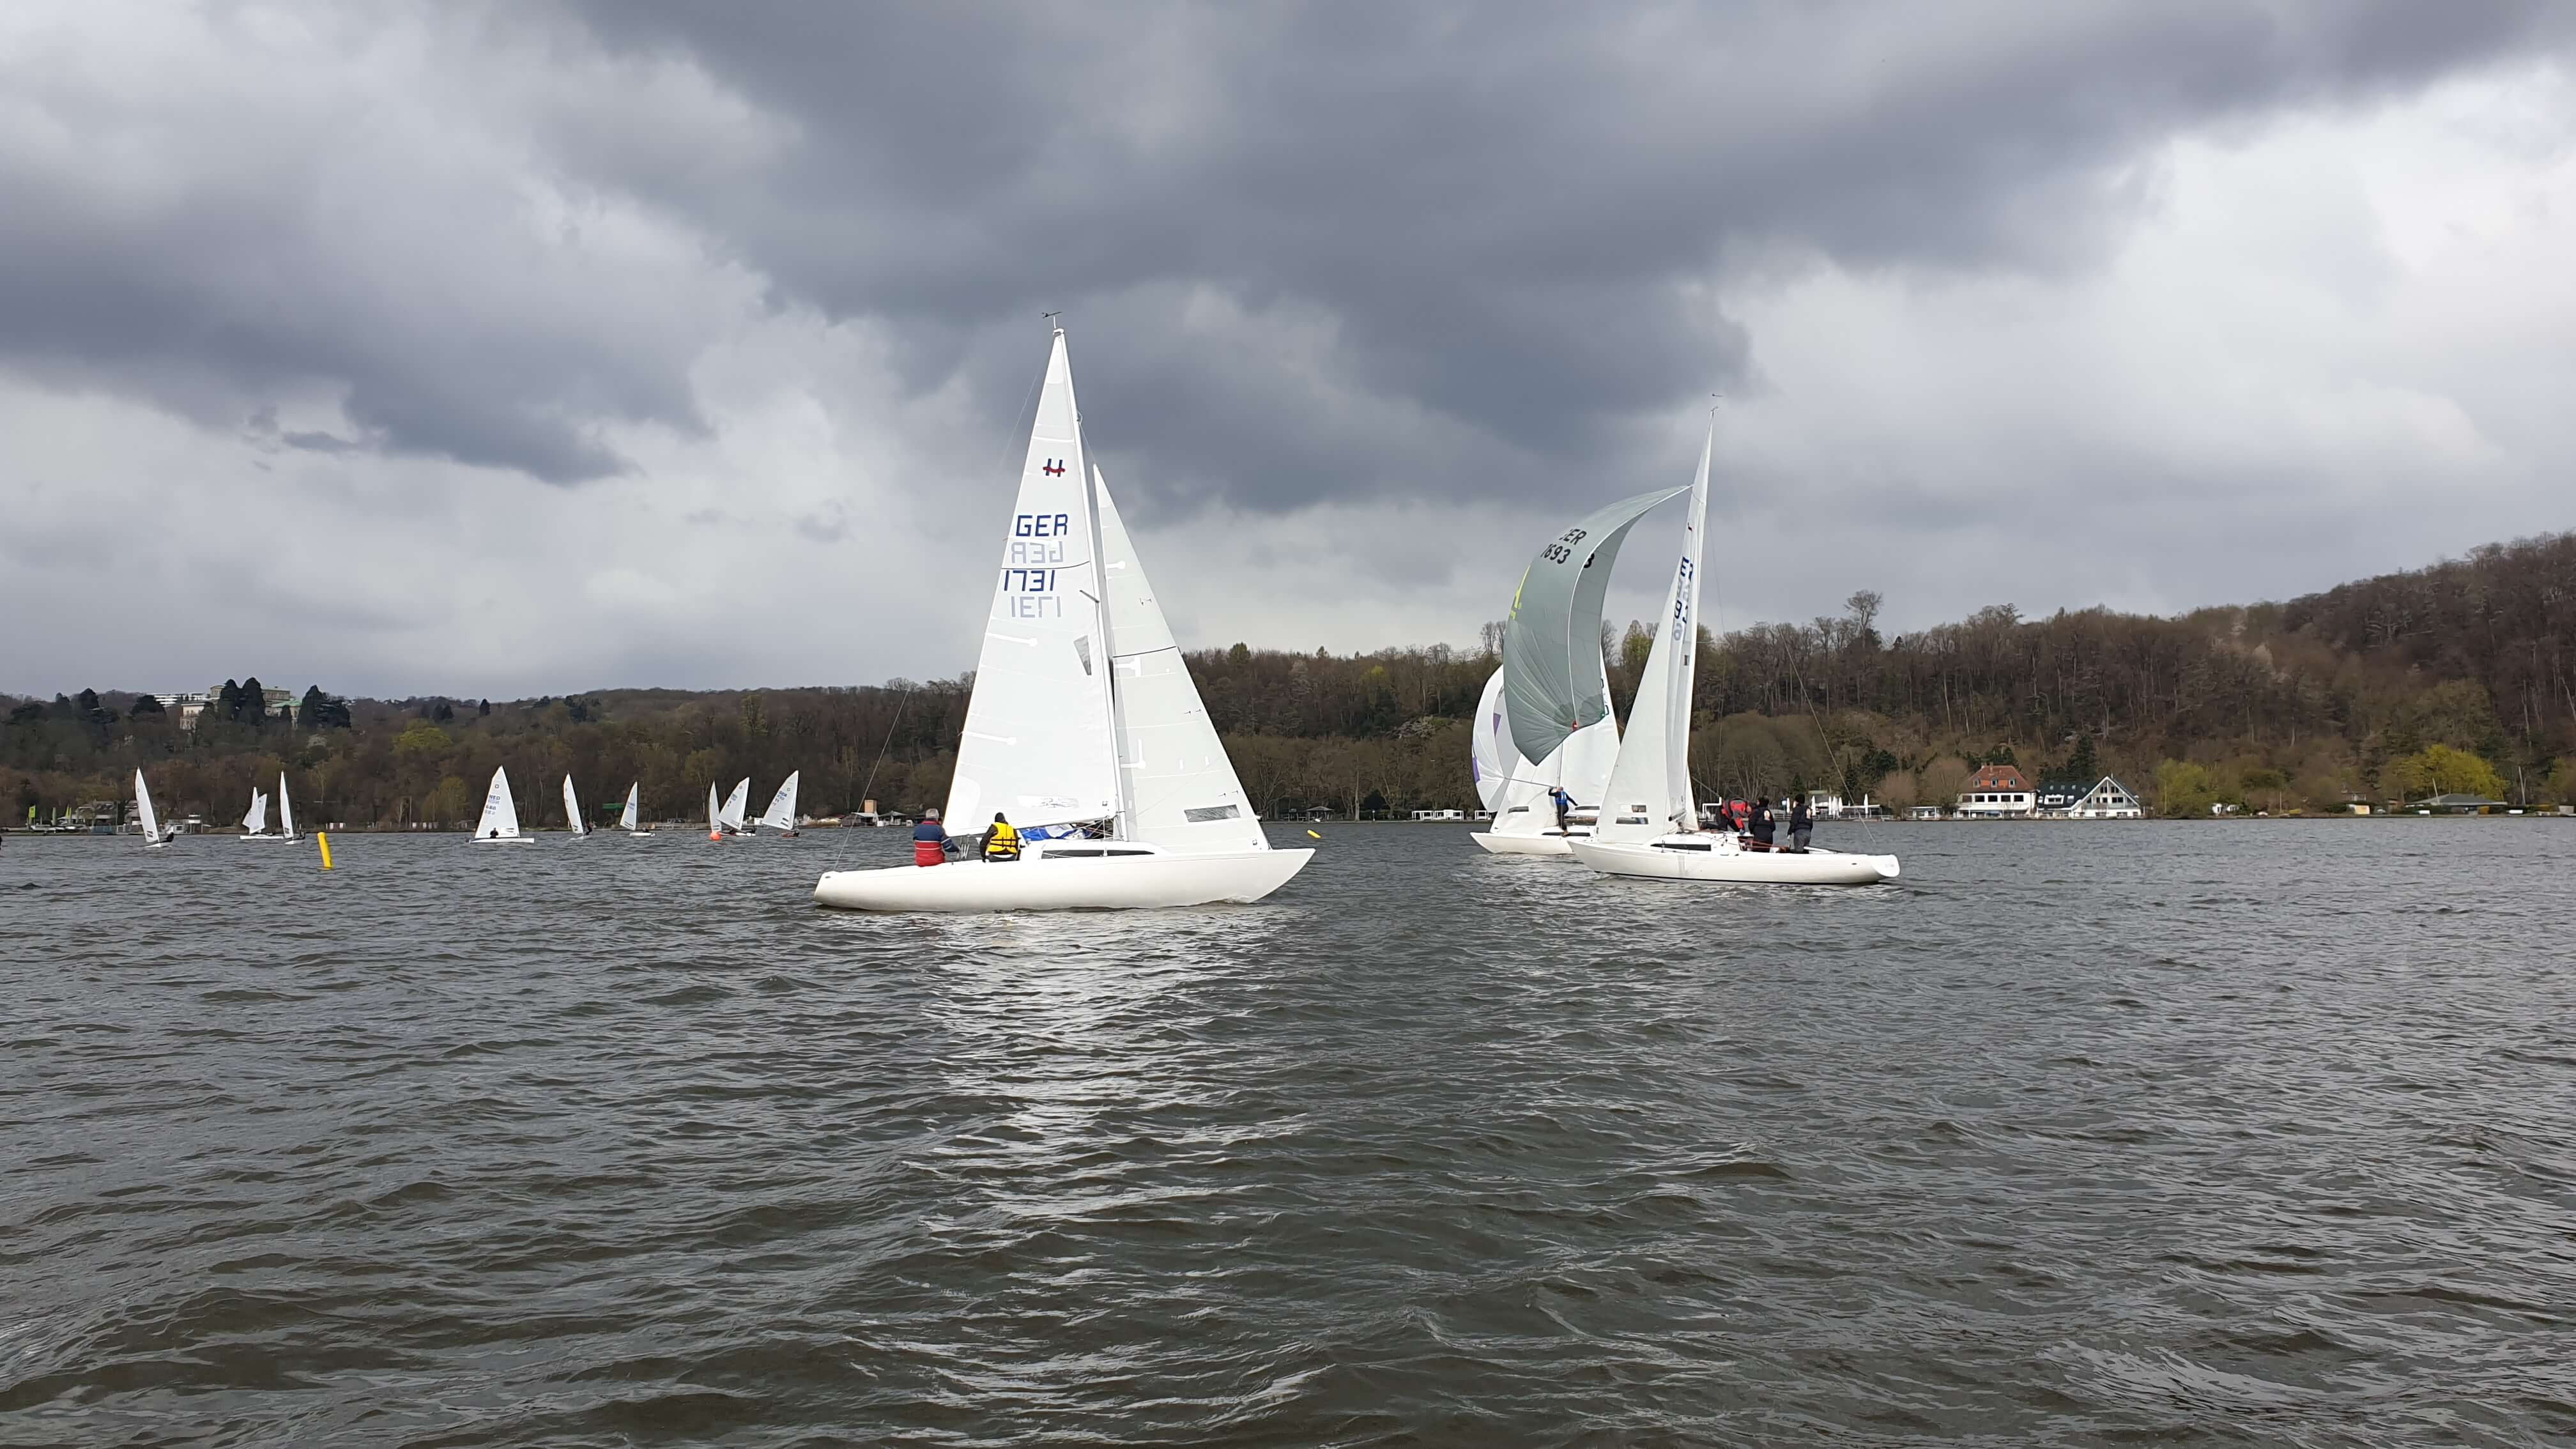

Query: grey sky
left=3, top=1, right=2572, bottom=697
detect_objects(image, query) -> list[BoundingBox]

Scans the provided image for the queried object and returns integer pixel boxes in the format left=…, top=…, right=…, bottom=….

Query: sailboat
left=717, top=778, right=751, bottom=837
left=471, top=765, right=532, bottom=843
left=1567, top=425, right=1898, bottom=885
left=274, top=772, right=301, bottom=843
left=620, top=783, right=647, bottom=836
left=134, top=770, right=176, bottom=848
left=706, top=781, right=723, bottom=841
left=816, top=325, right=1310, bottom=912
left=238, top=788, right=270, bottom=841
left=1469, top=489, right=1680, bottom=855
left=562, top=774, right=590, bottom=838
left=758, top=771, right=800, bottom=836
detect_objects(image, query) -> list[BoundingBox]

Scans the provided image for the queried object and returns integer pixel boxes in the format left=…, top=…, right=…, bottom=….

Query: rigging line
left=838, top=680, right=917, bottom=861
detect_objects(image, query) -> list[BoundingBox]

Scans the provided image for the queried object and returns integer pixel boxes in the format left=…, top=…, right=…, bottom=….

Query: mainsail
left=243, top=790, right=268, bottom=836
left=475, top=766, right=522, bottom=839
left=706, top=782, right=721, bottom=836
left=719, top=778, right=751, bottom=832
left=620, top=783, right=640, bottom=832
left=1501, top=486, right=1689, bottom=765
left=277, top=772, right=298, bottom=840
left=562, top=775, right=588, bottom=836
left=1593, top=429, right=1712, bottom=843
left=944, top=329, right=1121, bottom=832
left=135, top=770, right=162, bottom=844
left=1094, top=466, right=1268, bottom=852
left=759, top=772, right=800, bottom=832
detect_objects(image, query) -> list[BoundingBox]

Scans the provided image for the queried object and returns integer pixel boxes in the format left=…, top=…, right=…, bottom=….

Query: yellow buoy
left=1307, top=829, right=1322, bottom=839
left=318, top=832, right=334, bottom=870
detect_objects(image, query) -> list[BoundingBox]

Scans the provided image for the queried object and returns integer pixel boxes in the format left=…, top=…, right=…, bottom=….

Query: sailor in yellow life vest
left=981, top=812, right=1022, bottom=862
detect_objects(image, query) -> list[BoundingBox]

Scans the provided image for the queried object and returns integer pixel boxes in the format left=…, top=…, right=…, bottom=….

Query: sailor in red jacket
left=912, top=808, right=949, bottom=866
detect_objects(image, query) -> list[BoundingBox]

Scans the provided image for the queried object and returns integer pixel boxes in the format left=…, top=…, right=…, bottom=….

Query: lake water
left=4, top=820, right=2573, bottom=1446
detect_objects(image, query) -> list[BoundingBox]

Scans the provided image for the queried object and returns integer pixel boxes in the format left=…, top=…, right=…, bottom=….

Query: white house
left=1956, top=765, right=2035, bottom=818
left=2066, top=776, right=2143, bottom=818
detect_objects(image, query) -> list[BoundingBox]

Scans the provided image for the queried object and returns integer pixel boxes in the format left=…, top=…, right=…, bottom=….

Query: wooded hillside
left=10, top=532, right=2573, bottom=825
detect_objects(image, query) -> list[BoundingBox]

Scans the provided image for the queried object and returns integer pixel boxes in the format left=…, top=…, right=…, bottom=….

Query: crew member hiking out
left=981, top=813, right=1022, bottom=862
left=912, top=808, right=949, bottom=866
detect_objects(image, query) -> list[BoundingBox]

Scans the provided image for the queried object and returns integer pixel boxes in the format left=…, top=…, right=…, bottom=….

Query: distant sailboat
left=620, top=783, right=646, bottom=836
left=758, top=771, right=801, bottom=836
left=562, top=774, right=590, bottom=838
left=815, top=325, right=1310, bottom=912
left=718, top=778, right=751, bottom=837
left=706, top=781, right=723, bottom=841
left=134, top=770, right=174, bottom=848
left=238, top=788, right=270, bottom=841
left=275, top=772, right=301, bottom=843
left=471, top=766, right=532, bottom=844
left=1568, top=423, right=1897, bottom=885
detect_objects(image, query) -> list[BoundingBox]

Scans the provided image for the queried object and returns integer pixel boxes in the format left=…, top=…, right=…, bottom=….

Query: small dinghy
left=817, top=325, right=1309, bottom=913
left=620, top=783, right=648, bottom=836
left=1567, top=422, right=1897, bottom=887
left=135, top=770, right=176, bottom=848
left=470, top=766, right=533, bottom=843
left=562, top=774, right=590, bottom=839
left=236, top=787, right=274, bottom=841
left=717, top=778, right=751, bottom=838
left=758, top=771, right=801, bottom=837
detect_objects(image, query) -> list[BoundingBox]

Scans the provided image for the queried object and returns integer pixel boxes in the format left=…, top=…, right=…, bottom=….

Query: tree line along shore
left=10, top=532, right=2574, bottom=827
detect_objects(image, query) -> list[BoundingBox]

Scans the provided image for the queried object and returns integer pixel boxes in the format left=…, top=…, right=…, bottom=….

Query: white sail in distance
left=277, top=772, right=298, bottom=840
left=707, top=781, right=721, bottom=838
left=135, top=770, right=163, bottom=845
left=562, top=775, right=588, bottom=836
left=759, top=772, right=800, bottom=832
left=1593, top=426, right=1712, bottom=843
left=719, top=778, right=751, bottom=832
left=243, top=790, right=268, bottom=836
left=944, top=329, right=1121, bottom=833
left=620, top=783, right=640, bottom=832
left=474, top=767, right=523, bottom=839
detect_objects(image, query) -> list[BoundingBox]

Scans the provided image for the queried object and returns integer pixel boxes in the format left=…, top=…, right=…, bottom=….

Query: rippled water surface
left=6, top=820, right=2574, bottom=1446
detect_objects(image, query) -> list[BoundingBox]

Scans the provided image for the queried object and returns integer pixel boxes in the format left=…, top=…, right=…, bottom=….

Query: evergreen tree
left=238, top=677, right=266, bottom=726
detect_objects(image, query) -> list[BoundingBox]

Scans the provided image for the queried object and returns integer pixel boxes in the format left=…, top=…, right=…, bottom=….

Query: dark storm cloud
left=1, top=1, right=2566, bottom=502
left=556, top=0, right=2570, bottom=514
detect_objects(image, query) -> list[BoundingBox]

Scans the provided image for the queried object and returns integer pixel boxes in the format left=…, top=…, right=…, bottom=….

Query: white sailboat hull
left=815, top=847, right=1312, bottom=914
left=1572, top=836, right=1899, bottom=885
left=470, top=836, right=536, bottom=845
left=1469, top=829, right=1583, bottom=856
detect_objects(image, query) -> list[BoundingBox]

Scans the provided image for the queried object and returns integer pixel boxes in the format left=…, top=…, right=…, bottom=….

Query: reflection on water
left=4, top=820, right=2573, bottom=1445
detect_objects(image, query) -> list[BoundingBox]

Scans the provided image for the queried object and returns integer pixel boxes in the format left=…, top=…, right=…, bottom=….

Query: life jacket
left=985, top=822, right=1021, bottom=861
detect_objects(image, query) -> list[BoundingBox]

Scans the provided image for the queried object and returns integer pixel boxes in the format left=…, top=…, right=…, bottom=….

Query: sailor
left=1749, top=798, right=1777, bottom=849
left=911, top=808, right=949, bottom=866
left=1789, top=796, right=1813, bottom=853
left=1549, top=786, right=1574, bottom=832
left=981, top=812, right=1022, bottom=862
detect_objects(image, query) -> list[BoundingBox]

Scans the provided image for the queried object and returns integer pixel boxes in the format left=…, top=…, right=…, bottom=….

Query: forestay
left=945, top=330, right=1121, bottom=832
left=1592, top=429, right=1712, bottom=843
left=1094, top=466, right=1267, bottom=853
left=1502, top=486, right=1688, bottom=765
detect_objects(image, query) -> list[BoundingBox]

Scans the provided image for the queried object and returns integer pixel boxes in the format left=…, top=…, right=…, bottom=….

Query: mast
left=1061, top=323, right=1131, bottom=838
